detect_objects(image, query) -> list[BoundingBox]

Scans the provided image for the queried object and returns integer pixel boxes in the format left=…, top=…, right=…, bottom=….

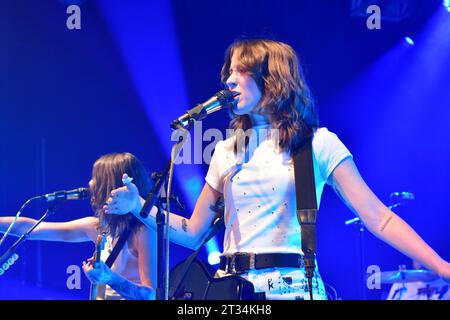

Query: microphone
left=43, top=188, right=90, bottom=202
left=170, top=90, right=239, bottom=129
left=390, top=191, right=415, bottom=202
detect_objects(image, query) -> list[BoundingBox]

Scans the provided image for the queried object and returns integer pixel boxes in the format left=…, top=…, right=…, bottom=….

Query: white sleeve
left=312, top=128, right=353, bottom=184
left=205, top=140, right=224, bottom=193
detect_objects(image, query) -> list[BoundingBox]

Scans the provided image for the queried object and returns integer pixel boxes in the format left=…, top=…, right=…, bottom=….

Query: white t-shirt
left=205, top=126, right=352, bottom=256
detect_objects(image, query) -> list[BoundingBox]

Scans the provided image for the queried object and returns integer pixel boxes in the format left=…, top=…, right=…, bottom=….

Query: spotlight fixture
left=404, top=36, right=415, bottom=46
left=444, top=0, right=450, bottom=12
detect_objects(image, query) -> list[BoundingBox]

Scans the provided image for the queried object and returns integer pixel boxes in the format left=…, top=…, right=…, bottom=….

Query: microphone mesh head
left=78, top=188, right=90, bottom=199
left=216, top=90, right=236, bottom=106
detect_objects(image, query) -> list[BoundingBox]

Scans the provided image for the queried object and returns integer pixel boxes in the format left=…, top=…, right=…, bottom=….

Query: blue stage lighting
left=444, top=0, right=450, bottom=12
left=208, top=251, right=221, bottom=265
left=186, top=176, right=202, bottom=199
left=404, top=36, right=415, bottom=46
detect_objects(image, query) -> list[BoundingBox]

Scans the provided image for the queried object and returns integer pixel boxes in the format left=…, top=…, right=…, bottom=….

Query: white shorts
left=215, top=267, right=328, bottom=300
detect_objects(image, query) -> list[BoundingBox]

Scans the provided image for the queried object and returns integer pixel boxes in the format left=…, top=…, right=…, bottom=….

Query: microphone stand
left=143, top=93, right=235, bottom=299
left=344, top=202, right=401, bottom=300
left=139, top=121, right=192, bottom=300
left=154, top=195, right=166, bottom=301
left=0, top=201, right=60, bottom=277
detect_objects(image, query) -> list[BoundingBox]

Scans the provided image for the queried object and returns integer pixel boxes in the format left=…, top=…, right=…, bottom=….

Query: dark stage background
left=1, top=0, right=449, bottom=299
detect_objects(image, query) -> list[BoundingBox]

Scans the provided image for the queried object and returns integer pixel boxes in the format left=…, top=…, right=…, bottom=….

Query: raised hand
left=103, top=173, right=140, bottom=215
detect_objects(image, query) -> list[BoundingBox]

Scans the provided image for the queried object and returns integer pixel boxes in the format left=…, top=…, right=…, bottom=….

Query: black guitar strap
left=169, top=137, right=318, bottom=300
left=293, top=136, right=318, bottom=300
left=90, top=219, right=137, bottom=300
left=105, top=219, right=138, bottom=268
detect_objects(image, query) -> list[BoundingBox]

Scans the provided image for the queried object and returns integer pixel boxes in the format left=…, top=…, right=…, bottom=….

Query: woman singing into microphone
left=104, top=39, right=450, bottom=300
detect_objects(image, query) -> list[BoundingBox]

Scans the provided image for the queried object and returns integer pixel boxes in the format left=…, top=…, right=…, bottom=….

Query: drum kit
left=345, top=191, right=449, bottom=300
left=383, top=265, right=449, bottom=300
left=380, top=267, right=439, bottom=284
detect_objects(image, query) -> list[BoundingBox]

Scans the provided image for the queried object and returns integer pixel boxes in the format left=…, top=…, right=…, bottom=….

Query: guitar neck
left=90, top=283, right=99, bottom=300
left=90, top=233, right=106, bottom=300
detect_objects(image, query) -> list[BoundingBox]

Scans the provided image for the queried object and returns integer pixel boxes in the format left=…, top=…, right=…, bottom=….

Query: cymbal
left=380, top=269, right=440, bottom=284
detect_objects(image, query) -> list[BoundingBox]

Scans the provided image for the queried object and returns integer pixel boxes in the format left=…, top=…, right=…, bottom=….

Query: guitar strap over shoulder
left=105, top=219, right=138, bottom=268
left=293, top=136, right=318, bottom=300
left=90, top=219, right=138, bottom=300
left=169, top=136, right=319, bottom=300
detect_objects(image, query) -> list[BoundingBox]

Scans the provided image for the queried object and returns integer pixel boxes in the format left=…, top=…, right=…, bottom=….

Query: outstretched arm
left=330, top=158, right=450, bottom=280
left=0, top=216, right=98, bottom=243
left=104, top=174, right=221, bottom=250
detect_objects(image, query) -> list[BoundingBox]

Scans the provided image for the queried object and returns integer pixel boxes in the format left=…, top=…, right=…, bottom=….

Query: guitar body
left=169, top=258, right=256, bottom=300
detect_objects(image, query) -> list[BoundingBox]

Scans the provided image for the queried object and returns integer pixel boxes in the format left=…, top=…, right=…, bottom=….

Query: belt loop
left=249, top=253, right=256, bottom=270
left=230, top=255, right=237, bottom=274
left=298, top=254, right=305, bottom=268
left=221, top=256, right=229, bottom=274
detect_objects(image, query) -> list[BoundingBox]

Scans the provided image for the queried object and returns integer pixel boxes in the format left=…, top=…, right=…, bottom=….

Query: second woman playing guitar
left=0, top=153, right=157, bottom=300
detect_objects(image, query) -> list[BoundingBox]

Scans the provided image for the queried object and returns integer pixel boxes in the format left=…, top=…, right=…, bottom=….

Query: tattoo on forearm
left=380, top=215, right=393, bottom=232
left=108, top=276, right=153, bottom=300
left=181, top=219, right=188, bottom=233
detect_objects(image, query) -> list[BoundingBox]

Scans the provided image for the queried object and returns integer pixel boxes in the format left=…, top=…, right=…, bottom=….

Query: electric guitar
left=168, top=197, right=258, bottom=300
left=169, top=258, right=257, bottom=300
left=89, top=232, right=106, bottom=300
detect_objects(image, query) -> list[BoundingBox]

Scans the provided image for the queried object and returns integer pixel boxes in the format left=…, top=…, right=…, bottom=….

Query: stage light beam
left=444, top=0, right=450, bottom=12
left=208, top=251, right=221, bottom=265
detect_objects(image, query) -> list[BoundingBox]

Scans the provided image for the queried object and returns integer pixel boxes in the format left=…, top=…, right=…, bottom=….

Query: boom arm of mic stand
left=0, top=202, right=60, bottom=277
left=139, top=163, right=170, bottom=220
left=139, top=123, right=192, bottom=219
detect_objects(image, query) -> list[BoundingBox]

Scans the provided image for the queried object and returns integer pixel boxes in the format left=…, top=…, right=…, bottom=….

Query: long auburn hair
left=89, top=153, right=151, bottom=238
left=221, top=39, right=319, bottom=154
